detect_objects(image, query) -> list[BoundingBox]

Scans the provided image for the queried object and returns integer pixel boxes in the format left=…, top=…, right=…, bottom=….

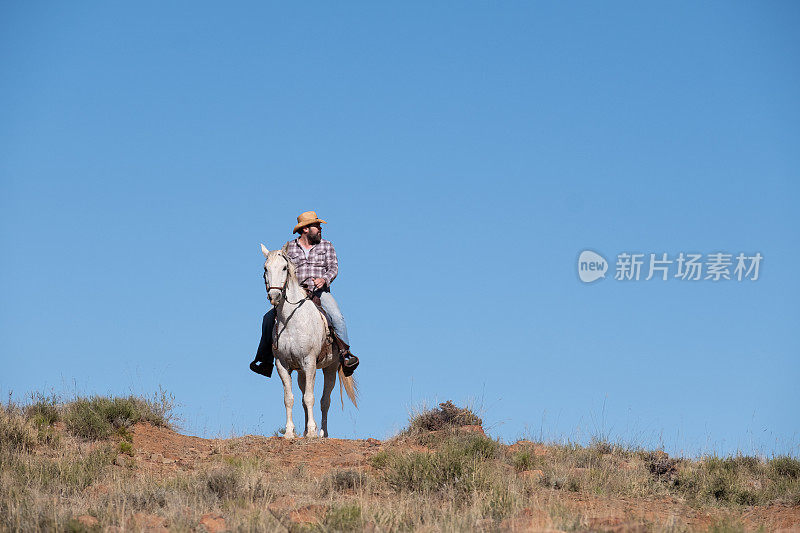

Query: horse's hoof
left=283, top=432, right=296, bottom=440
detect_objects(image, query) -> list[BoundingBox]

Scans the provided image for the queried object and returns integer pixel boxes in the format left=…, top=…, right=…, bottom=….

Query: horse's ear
left=281, top=242, right=289, bottom=253
left=260, top=243, right=269, bottom=257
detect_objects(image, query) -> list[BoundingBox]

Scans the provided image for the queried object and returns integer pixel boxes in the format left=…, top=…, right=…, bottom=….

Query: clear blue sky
left=2, top=2, right=798, bottom=457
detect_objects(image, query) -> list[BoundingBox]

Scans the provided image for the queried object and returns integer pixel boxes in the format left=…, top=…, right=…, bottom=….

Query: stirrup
left=340, top=352, right=359, bottom=377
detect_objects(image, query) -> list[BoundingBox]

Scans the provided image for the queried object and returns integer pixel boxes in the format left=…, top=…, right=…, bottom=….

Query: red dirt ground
left=126, top=423, right=800, bottom=532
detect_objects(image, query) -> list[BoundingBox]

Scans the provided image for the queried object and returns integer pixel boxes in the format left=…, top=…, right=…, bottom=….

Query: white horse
left=260, top=244, right=358, bottom=439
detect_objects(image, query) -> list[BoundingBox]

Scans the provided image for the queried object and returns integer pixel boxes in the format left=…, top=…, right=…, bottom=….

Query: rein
left=274, top=283, right=309, bottom=305
left=266, top=259, right=313, bottom=353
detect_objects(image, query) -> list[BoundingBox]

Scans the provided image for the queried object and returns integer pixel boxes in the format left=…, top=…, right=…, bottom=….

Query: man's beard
left=309, top=232, right=322, bottom=244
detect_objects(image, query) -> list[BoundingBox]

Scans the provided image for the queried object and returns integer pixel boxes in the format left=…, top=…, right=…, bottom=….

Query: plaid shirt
left=284, top=238, right=339, bottom=291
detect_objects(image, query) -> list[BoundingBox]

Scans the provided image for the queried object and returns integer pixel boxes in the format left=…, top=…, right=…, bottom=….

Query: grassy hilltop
left=1, top=394, right=799, bottom=532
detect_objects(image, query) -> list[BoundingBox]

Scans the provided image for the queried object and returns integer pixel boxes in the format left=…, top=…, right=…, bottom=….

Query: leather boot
left=332, top=335, right=359, bottom=376
left=340, top=350, right=359, bottom=377
left=251, top=308, right=276, bottom=377
left=250, top=344, right=274, bottom=377
left=250, top=357, right=273, bottom=377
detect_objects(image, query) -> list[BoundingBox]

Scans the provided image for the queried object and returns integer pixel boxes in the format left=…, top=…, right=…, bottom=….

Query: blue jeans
left=318, top=291, right=349, bottom=345
left=256, top=291, right=350, bottom=363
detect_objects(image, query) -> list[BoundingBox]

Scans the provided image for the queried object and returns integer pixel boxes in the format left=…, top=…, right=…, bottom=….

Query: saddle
left=309, top=291, right=359, bottom=375
left=271, top=288, right=350, bottom=366
left=305, top=289, right=332, bottom=330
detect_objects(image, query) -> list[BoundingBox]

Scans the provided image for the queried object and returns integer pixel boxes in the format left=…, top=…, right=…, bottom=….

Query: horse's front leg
left=274, top=359, right=296, bottom=439
left=297, top=371, right=310, bottom=436
left=319, top=364, right=337, bottom=438
left=301, top=360, right=319, bottom=438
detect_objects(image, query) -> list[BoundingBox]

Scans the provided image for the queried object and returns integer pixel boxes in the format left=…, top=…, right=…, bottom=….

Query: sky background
left=2, top=2, right=798, bottom=458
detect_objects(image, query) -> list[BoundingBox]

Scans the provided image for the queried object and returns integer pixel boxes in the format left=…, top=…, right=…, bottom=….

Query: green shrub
left=205, top=466, right=239, bottom=499
left=483, top=485, right=517, bottom=520
left=0, top=405, right=38, bottom=452
left=14, top=444, right=117, bottom=493
left=64, top=517, right=101, bottom=533
left=116, top=426, right=133, bottom=443
left=453, top=433, right=499, bottom=460
left=106, top=485, right=169, bottom=511
left=377, top=449, right=471, bottom=493
left=557, top=443, right=600, bottom=469
left=61, top=445, right=117, bottom=491
left=25, top=393, right=60, bottom=426
left=769, top=456, right=800, bottom=480
left=63, top=395, right=172, bottom=440
left=729, top=455, right=762, bottom=474
left=325, top=504, right=362, bottom=531
left=510, top=450, right=536, bottom=471
left=322, top=470, right=367, bottom=495
left=589, top=438, right=613, bottom=455
left=373, top=435, right=500, bottom=495
left=670, top=454, right=784, bottom=506
left=370, top=451, right=389, bottom=470
left=65, top=400, right=111, bottom=439
left=706, top=517, right=750, bottom=533
left=35, top=424, right=60, bottom=447
left=702, top=461, right=736, bottom=503
left=733, top=489, right=758, bottom=506
left=119, top=441, right=133, bottom=456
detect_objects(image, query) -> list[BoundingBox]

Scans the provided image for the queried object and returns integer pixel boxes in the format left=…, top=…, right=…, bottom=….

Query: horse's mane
left=269, top=247, right=298, bottom=282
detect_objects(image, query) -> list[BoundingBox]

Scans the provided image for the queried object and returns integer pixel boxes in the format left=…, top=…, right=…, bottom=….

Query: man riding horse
left=250, top=211, right=359, bottom=378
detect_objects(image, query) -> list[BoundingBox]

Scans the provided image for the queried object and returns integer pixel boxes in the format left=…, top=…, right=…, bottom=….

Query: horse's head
left=261, top=243, right=296, bottom=306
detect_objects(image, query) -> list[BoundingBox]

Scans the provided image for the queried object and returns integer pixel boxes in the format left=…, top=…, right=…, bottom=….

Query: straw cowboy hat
left=293, top=211, right=327, bottom=234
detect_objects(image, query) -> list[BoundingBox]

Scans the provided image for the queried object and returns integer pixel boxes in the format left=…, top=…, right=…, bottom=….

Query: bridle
left=264, top=251, right=322, bottom=355
left=264, top=254, right=311, bottom=306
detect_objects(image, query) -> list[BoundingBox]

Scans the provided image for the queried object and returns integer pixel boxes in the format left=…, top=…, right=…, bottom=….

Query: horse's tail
left=337, top=366, right=358, bottom=409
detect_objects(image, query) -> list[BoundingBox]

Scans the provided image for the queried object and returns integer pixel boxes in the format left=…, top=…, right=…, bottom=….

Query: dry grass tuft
left=324, top=503, right=363, bottom=531
left=320, top=469, right=368, bottom=496
left=405, top=400, right=482, bottom=433
left=671, top=453, right=800, bottom=506
left=0, top=405, right=39, bottom=452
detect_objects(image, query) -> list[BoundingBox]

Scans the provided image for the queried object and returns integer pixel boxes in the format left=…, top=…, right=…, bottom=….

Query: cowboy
left=250, top=211, right=359, bottom=378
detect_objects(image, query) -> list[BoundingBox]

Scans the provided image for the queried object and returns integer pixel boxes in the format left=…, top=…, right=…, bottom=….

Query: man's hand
left=313, top=278, right=327, bottom=290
